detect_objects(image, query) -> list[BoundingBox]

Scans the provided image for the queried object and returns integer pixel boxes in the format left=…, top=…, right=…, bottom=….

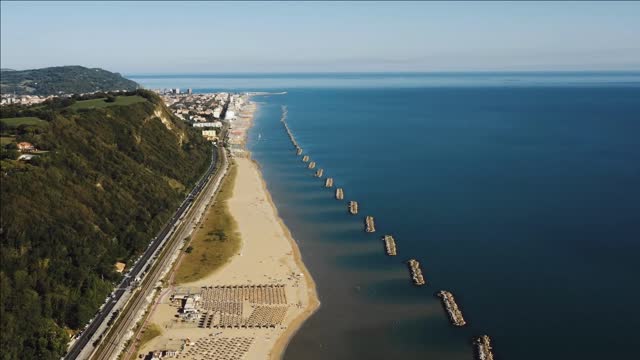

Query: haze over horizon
left=2, top=1, right=640, bottom=73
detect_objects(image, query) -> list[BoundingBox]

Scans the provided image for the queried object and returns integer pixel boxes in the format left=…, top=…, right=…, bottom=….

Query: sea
left=130, top=72, right=640, bottom=360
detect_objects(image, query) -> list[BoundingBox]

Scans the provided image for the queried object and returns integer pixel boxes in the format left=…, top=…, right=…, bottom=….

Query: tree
left=0, top=149, right=18, bottom=160
left=1, top=91, right=212, bottom=359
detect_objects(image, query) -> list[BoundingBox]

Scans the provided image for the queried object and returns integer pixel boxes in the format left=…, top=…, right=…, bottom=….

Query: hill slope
left=0, top=66, right=139, bottom=95
left=0, top=91, right=212, bottom=359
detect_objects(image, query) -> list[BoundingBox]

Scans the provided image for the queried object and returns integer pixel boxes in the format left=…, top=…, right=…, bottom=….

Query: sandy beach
left=136, top=102, right=319, bottom=360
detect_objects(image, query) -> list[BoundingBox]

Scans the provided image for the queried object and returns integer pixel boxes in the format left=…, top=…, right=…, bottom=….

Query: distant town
left=1, top=93, right=56, bottom=106
left=2, top=87, right=256, bottom=158
left=155, top=89, right=256, bottom=157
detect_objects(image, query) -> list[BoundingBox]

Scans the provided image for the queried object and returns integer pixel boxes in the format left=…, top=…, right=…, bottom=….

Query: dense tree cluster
left=0, top=66, right=139, bottom=95
left=0, top=92, right=211, bottom=359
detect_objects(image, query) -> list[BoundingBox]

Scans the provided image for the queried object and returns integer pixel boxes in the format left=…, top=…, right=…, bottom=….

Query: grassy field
left=174, top=163, right=240, bottom=284
left=0, top=117, right=47, bottom=127
left=1, top=136, right=16, bottom=146
left=69, top=95, right=146, bottom=110
left=138, top=323, right=162, bottom=348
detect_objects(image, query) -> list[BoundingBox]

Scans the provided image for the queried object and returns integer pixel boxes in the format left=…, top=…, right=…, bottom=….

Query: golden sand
left=136, top=102, right=319, bottom=360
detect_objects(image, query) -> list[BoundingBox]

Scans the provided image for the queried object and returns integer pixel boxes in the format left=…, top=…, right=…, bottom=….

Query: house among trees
left=114, top=262, right=126, bottom=273
left=201, top=129, right=217, bottom=141
left=17, top=141, right=36, bottom=152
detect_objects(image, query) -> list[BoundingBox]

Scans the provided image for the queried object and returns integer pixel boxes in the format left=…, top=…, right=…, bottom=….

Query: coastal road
left=65, top=132, right=228, bottom=360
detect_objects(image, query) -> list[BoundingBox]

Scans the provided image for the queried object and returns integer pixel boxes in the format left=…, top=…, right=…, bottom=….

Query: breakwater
left=325, top=178, right=334, bottom=188
left=383, top=235, right=397, bottom=256
left=280, top=106, right=299, bottom=150
left=277, top=105, right=496, bottom=359
left=474, top=335, right=495, bottom=360
left=437, top=290, right=466, bottom=326
left=365, top=216, right=376, bottom=233
left=348, top=201, right=358, bottom=215
left=407, top=259, right=425, bottom=285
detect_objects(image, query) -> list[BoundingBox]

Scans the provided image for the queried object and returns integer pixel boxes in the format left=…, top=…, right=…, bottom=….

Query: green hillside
left=0, top=90, right=212, bottom=359
left=0, top=66, right=139, bottom=95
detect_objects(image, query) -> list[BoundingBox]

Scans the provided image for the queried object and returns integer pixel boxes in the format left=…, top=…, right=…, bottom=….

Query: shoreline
left=243, top=101, right=320, bottom=359
left=136, top=98, right=319, bottom=360
left=234, top=99, right=320, bottom=358
left=250, top=157, right=320, bottom=360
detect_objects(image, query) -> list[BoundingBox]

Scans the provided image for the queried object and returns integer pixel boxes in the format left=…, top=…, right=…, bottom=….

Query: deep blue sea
left=131, top=73, right=640, bottom=360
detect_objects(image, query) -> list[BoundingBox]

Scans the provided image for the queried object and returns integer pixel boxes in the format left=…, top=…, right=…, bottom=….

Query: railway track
left=86, top=135, right=229, bottom=360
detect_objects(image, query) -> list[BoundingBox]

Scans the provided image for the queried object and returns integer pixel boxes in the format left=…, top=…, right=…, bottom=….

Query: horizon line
left=125, top=70, right=640, bottom=77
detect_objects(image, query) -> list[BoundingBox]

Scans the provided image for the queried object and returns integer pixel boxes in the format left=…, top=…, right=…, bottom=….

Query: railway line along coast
left=72, top=127, right=230, bottom=360
left=127, top=100, right=319, bottom=360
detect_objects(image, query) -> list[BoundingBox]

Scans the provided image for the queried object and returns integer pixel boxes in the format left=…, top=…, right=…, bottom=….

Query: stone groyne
left=474, top=335, right=495, bottom=360
left=382, top=235, right=397, bottom=256
left=280, top=108, right=300, bottom=150
left=280, top=104, right=493, bottom=360
left=407, top=259, right=425, bottom=285
left=325, top=178, right=334, bottom=188
left=274, top=103, right=493, bottom=360
left=348, top=201, right=358, bottom=215
left=365, top=216, right=376, bottom=233
left=437, top=290, right=466, bottom=326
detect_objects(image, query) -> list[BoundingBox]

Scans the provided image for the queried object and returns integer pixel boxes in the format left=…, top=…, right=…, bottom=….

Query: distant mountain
left=0, top=66, right=139, bottom=95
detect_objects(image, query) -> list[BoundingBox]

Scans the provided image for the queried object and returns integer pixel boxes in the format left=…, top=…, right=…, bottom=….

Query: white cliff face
left=153, top=105, right=186, bottom=145
left=154, top=108, right=173, bottom=131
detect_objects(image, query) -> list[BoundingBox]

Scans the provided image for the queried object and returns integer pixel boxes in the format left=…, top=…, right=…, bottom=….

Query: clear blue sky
left=2, top=1, right=639, bottom=73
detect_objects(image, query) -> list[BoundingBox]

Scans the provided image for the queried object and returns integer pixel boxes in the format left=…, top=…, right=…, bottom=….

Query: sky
left=1, top=1, right=640, bottom=74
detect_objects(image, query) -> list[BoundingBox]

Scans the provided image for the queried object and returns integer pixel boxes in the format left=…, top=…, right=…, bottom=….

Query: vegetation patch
left=0, top=90, right=212, bottom=359
left=0, top=65, right=139, bottom=95
left=0, top=136, right=16, bottom=146
left=174, top=163, right=240, bottom=284
left=138, top=323, right=162, bottom=348
left=68, top=95, right=146, bottom=110
left=0, top=116, right=48, bottom=128
left=165, top=177, right=185, bottom=191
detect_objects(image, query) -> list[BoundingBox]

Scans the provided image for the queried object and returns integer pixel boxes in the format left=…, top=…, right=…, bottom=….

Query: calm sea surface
left=131, top=73, right=640, bottom=360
